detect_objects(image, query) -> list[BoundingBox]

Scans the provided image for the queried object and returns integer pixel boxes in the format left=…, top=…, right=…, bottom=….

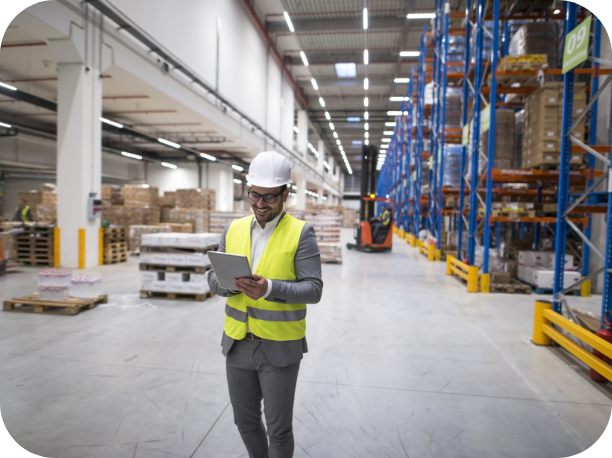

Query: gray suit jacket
left=207, top=211, right=323, bottom=367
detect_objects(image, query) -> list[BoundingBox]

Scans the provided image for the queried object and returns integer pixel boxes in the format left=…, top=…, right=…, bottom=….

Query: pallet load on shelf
left=16, top=225, right=54, bottom=266
left=517, top=250, right=581, bottom=294
left=36, top=188, right=57, bottom=223
left=514, top=110, right=525, bottom=169
left=304, top=212, right=342, bottom=264
left=166, top=208, right=209, bottom=233
left=521, top=83, right=586, bottom=169
left=175, top=188, right=216, bottom=210
left=209, top=211, right=250, bottom=233
left=493, top=54, right=548, bottom=86
left=102, top=227, right=128, bottom=264
left=479, top=109, right=515, bottom=170
left=139, top=232, right=221, bottom=301
left=101, top=185, right=123, bottom=206
left=509, top=22, right=560, bottom=69
left=442, top=144, right=462, bottom=187
left=478, top=201, right=535, bottom=219
left=128, top=225, right=171, bottom=253
left=445, top=87, right=462, bottom=128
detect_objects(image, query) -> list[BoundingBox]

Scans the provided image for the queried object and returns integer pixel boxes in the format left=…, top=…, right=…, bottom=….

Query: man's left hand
left=234, top=274, right=268, bottom=300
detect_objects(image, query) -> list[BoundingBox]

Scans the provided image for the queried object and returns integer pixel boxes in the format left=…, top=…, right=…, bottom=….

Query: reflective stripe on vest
left=224, top=213, right=307, bottom=341
left=382, top=210, right=390, bottom=226
left=16, top=206, right=30, bottom=222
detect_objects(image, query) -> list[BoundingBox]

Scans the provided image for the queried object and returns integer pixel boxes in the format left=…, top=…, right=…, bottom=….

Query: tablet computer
left=208, top=251, right=253, bottom=290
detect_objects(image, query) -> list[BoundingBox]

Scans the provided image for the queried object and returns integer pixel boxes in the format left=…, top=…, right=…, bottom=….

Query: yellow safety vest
left=224, top=214, right=307, bottom=341
left=382, top=210, right=391, bottom=226
left=15, top=206, right=31, bottom=222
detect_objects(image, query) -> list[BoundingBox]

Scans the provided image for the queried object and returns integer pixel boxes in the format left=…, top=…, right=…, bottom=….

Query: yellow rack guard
left=446, top=255, right=479, bottom=292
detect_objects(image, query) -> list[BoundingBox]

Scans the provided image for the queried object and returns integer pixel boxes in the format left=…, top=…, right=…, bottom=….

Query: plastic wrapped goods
left=129, top=225, right=171, bottom=252
left=514, top=110, right=524, bottom=170
left=71, top=275, right=102, bottom=298
left=509, top=22, right=560, bottom=68
left=38, top=286, right=70, bottom=301
left=442, top=144, right=463, bottom=188
left=38, top=269, right=72, bottom=287
left=444, top=87, right=463, bottom=128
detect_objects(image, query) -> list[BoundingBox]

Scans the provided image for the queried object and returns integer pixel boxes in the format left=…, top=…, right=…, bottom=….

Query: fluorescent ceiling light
left=323, top=161, right=330, bottom=170
left=335, top=62, right=357, bottom=78
left=161, top=162, right=178, bottom=169
left=200, top=152, right=217, bottom=161
left=364, top=132, right=369, bottom=139
left=407, top=12, right=435, bottom=19
left=363, top=49, right=369, bottom=65
left=325, top=111, right=331, bottom=120
left=380, top=144, right=389, bottom=148
left=352, top=140, right=363, bottom=145
left=121, top=151, right=142, bottom=160
left=329, top=122, right=335, bottom=130
left=0, top=82, right=17, bottom=91
left=333, top=132, right=338, bottom=139
left=336, top=139, right=341, bottom=145
left=383, top=131, right=394, bottom=135
left=283, top=12, right=295, bottom=32
left=311, top=78, right=319, bottom=90
left=158, top=138, right=180, bottom=149
left=319, top=97, right=326, bottom=107
left=347, top=117, right=360, bottom=122
left=232, top=164, right=244, bottom=171
left=382, top=138, right=391, bottom=143
left=293, top=126, right=299, bottom=133
left=394, top=78, right=411, bottom=83
left=399, top=51, right=420, bottom=57
left=365, top=139, right=370, bottom=145
left=385, top=122, right=397, bottom=126
left=387, top=111, right=407, bottom=116
left=390, top=96, right=410, bottom=101
left=292, top=185, right=298, bottom=190
left=300, top=51, right=309, bottom=66
left=364, top=77, right=369, bottom=90
left=100, top=117, right=123, bottom=129
left=363, top=8, right=368, bottom=29
left=364, top=111, right=369, bottom=120
left=364, top=123, right=369, bottom=131
left=553, top=8, right=561, bottom=14
left=0, top=121, right=12, bottom=128
left=233, top=178, right=243, bottom=184
left=364, top=97, right=369, bottom=107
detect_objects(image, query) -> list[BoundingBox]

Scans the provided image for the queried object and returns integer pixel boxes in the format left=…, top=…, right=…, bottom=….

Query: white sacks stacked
left=139, top=233, right=221, bottom=295
left=517, top=251, right=580, bottom=290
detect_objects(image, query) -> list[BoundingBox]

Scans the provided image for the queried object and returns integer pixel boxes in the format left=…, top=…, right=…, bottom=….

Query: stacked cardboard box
left=122, top=185, right=159, bottom=206
left=304, top=212, right=342, bottom=264
left=167, top=208, right=210, bottom=233
left=208, top=211, right=250, bottom=233
left=160, top=191, right=176, bottom=207
left=128, top=225, right=171, bottom=252
left=102, top=205, right=160, bottom=226
left=152, top=222, right=192, bottom=233
left=479, top=109, right=515, bottom=169
left=517, top=250, right=580, bottom=290
left=101, top=185, right=123, bottom=206
left=521, top=83, right=586, bottom=168
left=17, top=191, right=42, bottom=216
left=175, top=188, right=216, bottom=210
left=0, top=232, right=16, bottom=261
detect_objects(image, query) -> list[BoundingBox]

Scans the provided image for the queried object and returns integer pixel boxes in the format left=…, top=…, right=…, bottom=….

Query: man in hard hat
left=370, top=204, right=391, bottom=241
left=208, top=151, right=323, bottom=457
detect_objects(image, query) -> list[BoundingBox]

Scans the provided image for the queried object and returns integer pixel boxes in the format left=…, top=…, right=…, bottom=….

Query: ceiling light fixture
left=200, top=152, right=217, bottom=161
left=385, top=122, right=397, bottom=126
left=407, top=12, right=435, bottom=19
left=364, top=132, right=369, bottom=139
left=399, top=51, right=420, bottom=57
left=311, top=78, right=319, bottom=90
left=325, top=111, right=331, bottom=120
left=232, top=164, right=244, bottom=171
left=0, top=121, right=12, bottom=128
left=336, top=139, right=341, bottom=145
left=364, top=123, right=369, bottom=131
left=382, top=138, right=391, bottom=143
left=364, top=111, right=369, bottom=120
left=121, top=151, right=142, bottom=160
left=390, top=96, right=410, bottom=101
left=364, top=97, right=369, bottom=107
left=364, top=77, right=369, bottom=90
left=335, top=62, right=357, bottom=78
left=161, top=162, right=178, bottom=169
left=347, top=117, right=361, bottom=122
left=283, top=11, right=295, bottom=32
left=333, top=132, right=339, bottom=139
left=319, top=97, right=326, bottom=107
left=363, top=49, right=369, bottom=65
left=383, top=131, right=394, bottom=135
left=365, top=139, right=370, bottom=145
left=387, top=111, right=407, bottom=116
left=300, top=51, right=309, bottom=66
left=394, top=78, right=411, bottom=83
left=293, top=126, right=299, bottom=133
left=0, top=82, right=17, bottom=91
left=233, top=178, right=243, bottom=184
left=363, top=8, right=368, bottom=30
left=100, top=117, right=124, bottom=129
left=329, top=122, right=335, bottom=130
left=158, top=138, right=181, bottom=149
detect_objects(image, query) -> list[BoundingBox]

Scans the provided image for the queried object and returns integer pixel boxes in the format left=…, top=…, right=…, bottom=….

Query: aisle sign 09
left=562, top=15, right=591, bottom=74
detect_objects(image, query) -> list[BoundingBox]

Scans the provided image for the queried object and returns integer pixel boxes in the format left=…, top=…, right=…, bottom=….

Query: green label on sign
left=563, top=15, right=591, bottom=74
left=481, top=105, right=491, bottom=134
left=462, top=124, right=469, bottom=146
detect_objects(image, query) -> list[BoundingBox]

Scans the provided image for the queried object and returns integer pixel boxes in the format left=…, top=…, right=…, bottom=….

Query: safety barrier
left=533, top=300, right=612, bottom=382
left=446, top=255, right=479, bottom=292
left=53, top=227, right=60, bottom=267
left=398, top=228, right=405, bottom=239
left=78, top=228, right=85, bottom=269
left=419, top=241, right=435, bottom=261
left=99, top=227, right=104, bottom=266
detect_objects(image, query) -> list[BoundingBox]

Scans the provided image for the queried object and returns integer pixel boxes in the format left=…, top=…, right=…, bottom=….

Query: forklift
left=346, top=144, right=394, bottom=253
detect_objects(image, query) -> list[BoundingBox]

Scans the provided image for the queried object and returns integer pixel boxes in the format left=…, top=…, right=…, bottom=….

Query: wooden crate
left=139, top=290, right=214, bottom=302
left=15, top=226, right=55, bottom=266
left=4, top=294, right=107, bottom=315
left=103, top=226, right=128, bottom=242
left=490, top=280, right=532, bottom=294
left=103, top=239, right=128, bottom=265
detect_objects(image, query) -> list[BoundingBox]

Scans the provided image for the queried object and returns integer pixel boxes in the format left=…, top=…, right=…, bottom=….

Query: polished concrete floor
left=0, top=229, right=611, bottom=458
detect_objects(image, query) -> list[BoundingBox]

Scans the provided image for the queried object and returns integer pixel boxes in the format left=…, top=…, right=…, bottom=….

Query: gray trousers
left=226, top=338, right=300, bottom=458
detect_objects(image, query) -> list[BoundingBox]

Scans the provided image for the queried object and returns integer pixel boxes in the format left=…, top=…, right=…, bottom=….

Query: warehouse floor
left=0, top=229, right=610, bottom=458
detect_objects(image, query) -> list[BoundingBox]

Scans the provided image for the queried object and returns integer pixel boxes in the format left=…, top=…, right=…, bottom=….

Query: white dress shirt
left=251, top=212, right=283, bottom=299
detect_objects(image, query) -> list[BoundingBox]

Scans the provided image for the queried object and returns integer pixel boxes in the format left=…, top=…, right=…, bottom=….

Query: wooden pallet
left=490, top=280, right=532, bottom=294
left=322, top=259, right=342, bottom=264
left=515, top=279, right=579, bottom=295
left=140, top=244, right=219, bottom=254
left=103, top=227, right=128, bottom=240
left=104, top=252, right=128, bottom=264
left=104, top=241, right=127, bottom=250
left=4, top=294, right=107, bottom=315
left=16, top=255, right=53, bottom=266
left=139, top=263, right=211, bottom=273
left=20, top=226, right=54, bottom=234
left=139, top=290, right=214, bottom=301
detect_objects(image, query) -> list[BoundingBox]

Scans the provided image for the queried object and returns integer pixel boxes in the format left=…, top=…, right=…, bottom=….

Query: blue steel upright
left=553, top=2, right=577, bottom=314
left=413, top=30, right=427, bottom=237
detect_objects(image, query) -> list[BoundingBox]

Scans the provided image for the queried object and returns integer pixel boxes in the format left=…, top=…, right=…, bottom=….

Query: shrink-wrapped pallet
left=168, top=208, right=210, bottom=233
left=128, top=225, right=171, bottom=252
left=208, top=211, right=250, bottom=233
left=152, top=222, right=192, bottom=233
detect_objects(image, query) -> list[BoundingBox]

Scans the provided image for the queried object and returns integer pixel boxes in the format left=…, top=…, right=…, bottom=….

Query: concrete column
left=297, top=110, right=308, bottom=158
left=296, top=174, right=306, bottom=210
left=48, top=21, right=110, bottom=268
left=208, top=163, right=235, bottom=211
left=317, top=139, right=325, bottom=175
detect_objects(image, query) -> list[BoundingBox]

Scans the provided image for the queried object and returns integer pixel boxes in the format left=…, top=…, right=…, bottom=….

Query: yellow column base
left=446, top=255, right=453, bottom=275
left=399, top=229, right=405, bottom=239
left=467, top=265, right=479, bottom=293
left=392, top=227, right=397, bottom=234
left=411, top=235, right=416, bottom=247
left=533, top=300, right=553, bottom=345
left=416, top=239, right=422, bottom=248
left=481, top=273, right=490, bottom=293
left=78, top=228, right=85, bottom=269
left=427, top=244, right=435, bottom=261
left=99, top=227, right=104, bottom=266
left=580, top=278, right=591, bottom=297
left=434, top=249, right=441, bottom=262
left=53, top=227, right=61, bottom=268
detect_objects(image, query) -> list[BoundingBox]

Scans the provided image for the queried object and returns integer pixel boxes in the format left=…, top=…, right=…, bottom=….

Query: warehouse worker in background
left=208, top=150, right=323, bottom=458
left=370, top=204, right=391, bottom=240
left=13, top=199, right=32, bottom=222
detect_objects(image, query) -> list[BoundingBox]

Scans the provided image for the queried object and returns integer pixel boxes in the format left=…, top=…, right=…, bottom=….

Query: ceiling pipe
left=240, top=0, right=309, bottom=110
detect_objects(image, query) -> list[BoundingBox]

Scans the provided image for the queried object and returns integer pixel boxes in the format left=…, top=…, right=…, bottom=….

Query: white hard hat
left=246, top=151, right=293, bottom=188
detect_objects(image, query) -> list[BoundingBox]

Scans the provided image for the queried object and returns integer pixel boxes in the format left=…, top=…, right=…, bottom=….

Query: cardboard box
left=491, top=271, right=511, bottom=284
left=42, top=191, right=57, bottom=203
left=518, top=251, right=544, bottom=266
left=0, top=233, right=16, bottom=260
left=122, top=185, right=159, bottom=206
left=532, top=269, right=581, bottom=289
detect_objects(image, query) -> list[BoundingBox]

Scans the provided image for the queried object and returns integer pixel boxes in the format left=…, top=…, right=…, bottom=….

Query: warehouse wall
left=146, top=162, right=200, bottom=194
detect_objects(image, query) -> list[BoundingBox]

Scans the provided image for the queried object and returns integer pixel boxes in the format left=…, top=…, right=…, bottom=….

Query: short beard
left=251, top=200, right=283, bottom=224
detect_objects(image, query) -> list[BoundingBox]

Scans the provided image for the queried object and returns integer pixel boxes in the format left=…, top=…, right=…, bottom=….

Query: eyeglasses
left=248, top=190, right=284, bottom=204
